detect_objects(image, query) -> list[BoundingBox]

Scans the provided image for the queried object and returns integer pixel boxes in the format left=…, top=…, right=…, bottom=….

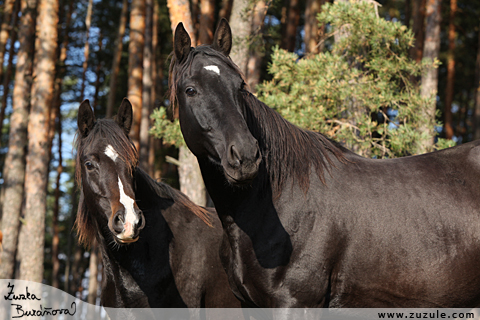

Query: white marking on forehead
left=105, top=145, right=118, bottom=162
left=117, top=176, right=138, bottom=239
left=204, top=65, right=220, bottom=75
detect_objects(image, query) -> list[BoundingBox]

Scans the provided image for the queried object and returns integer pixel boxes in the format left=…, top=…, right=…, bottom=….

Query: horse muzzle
left=110, top=208, right=145, bottom=244
left=223, top=142, right=262, bottom=185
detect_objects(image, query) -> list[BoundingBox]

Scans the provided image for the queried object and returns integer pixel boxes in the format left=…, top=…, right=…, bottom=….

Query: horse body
left=200, top=116, right=480, bottom=308
left=200, top=134, right=480, bottom=308
left=171, top=20, right=480, bottom=308
left=76, top=99, right=241, bottom=308
left=99, top=168, right=238, bottom=308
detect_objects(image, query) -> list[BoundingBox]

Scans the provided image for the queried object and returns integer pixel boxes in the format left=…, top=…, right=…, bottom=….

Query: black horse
left=75, top=99, right=241, bottom=309
left=170, top=19, right=480, bottom=308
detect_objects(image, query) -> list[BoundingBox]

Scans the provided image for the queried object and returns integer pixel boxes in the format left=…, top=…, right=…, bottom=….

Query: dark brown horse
left=169, top=19, right=480, bottom=308
left=75, top=99, right=241, bottom=309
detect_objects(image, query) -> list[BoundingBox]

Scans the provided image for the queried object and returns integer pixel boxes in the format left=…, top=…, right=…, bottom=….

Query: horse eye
left=85, top=161, right=94, bottom=170
left=185, top=87, right=197, bottom=97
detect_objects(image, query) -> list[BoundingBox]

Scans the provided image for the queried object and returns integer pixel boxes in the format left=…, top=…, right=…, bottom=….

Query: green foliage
left=150, top=106, right=185, bottom=146
left=257, top=0, right=454, bottom=158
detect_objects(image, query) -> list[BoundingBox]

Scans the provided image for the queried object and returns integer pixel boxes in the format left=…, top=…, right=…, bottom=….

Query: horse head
left=76, top=99, right=145, bottom=245
left=171, top=19, right=262, bottom=185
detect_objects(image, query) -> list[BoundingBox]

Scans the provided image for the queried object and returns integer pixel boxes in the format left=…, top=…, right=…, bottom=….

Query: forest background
left=0, top=0, right=478, bottom=306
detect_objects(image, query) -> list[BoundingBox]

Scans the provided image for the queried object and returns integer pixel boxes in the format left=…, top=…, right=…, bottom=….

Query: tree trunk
left=92, top=32, right=104, bottom=111
left=473, top=21, right=480, bottom=141
left=282, top=0, right=300, bottom=52
left=106, top=0, right=128, bottom=118
left=166, top=0, right=195, bottom=40
left=17, top=0, right=59, bottom=282
left=443, top=0, right=456, bottom=140
left=280, top=0, right=287, bottom=47
left=139, top=0, right=152, bottom=168
left=87, top=240, right=98, bottom=305
left=219, top=0, right=232, bottom=20
left=63, top=189, right=78, bottom=293
left=410, top=0, right=426, bottom=62
left=167, top=0, right=207, bottom=206
left=198, top=0, right=214, bottom=45
left=0, top=0, right=36, bottom=280
left=191, top=0, right=199, bottom=44
left=0, top=0, right=19, bottom=142
left=417, top=0, right=442, bottom=154
left=178, top=146, right=207, bottom=206
left=50, top=3, right=72, bottom=285
left=405, top=0, right=411, bottom=28
left=152, top=0, right=161, bottom=101
left=246, top=0, right=267, bottom=91
left=229, top=0, right=250, bottom=75
left=69, top=243, right=84, bottom=295
left=148, top=0, right=159, bottom=177
left=128, top=0, right=145, bottom=148
left=80, top=0, right=93, bottom=101
left=304, top=0, right=324, bottom=55
left=49, top=0, right=72, bottom=280
left=0, top=0, right=16, bottom=84
left=51, top=104, right=62, bottom=288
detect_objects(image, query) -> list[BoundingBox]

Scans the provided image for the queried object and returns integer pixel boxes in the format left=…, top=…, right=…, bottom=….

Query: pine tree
left=18, top=0, right=59, bottom=282
left=0, top=0, right=37, bottom=280
left=256, top=0, right=453, bottom=158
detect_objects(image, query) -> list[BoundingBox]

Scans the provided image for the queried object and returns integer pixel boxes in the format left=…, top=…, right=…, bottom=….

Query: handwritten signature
left=4, top=282, right=76, bottom=318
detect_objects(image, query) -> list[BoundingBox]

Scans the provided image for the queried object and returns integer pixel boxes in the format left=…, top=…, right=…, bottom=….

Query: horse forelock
left=74, top=119, right=138, bottom=186
left=168, top=46, right=248, bottom=114
left=74, top=119, right=138, bottom=247
left=242, top=91, right=347, bottom=197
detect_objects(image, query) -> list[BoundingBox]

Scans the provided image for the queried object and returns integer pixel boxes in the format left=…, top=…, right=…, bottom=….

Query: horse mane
left=242, top=90, right=347, bottom=196
left=75, top=192, right=95, bottom=247
left=135, top=167, right=212, bottom=227
left=169, top=45, right=248, bottom=112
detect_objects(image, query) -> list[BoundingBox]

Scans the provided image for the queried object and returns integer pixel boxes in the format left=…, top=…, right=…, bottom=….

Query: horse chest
left=222, top=213, right=331, bottom=307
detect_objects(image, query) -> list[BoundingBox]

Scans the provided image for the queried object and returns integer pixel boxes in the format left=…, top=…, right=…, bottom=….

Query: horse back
left=318, top=140, right=480, bottom=307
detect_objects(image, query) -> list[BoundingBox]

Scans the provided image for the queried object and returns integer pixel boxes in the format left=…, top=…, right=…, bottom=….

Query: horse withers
left=75, top=98, right=241, bottom=309
left=170, top=19, right=480, bottom=308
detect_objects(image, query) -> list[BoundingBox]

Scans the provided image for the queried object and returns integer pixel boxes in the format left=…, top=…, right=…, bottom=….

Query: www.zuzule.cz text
left=378, top=311, right=475, bottom=319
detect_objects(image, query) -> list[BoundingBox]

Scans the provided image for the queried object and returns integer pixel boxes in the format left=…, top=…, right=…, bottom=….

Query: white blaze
left=117, top=176, right=138, bottom=239
left=204, top=65, right=220, bottom=75
left=105, top=144, right=137, bottom=239
left=105, top=145, right=118, bottom=161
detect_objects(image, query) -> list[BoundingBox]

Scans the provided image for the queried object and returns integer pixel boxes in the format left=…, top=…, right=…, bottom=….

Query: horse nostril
left=137, top=213, right=145, bottom=230
left=255, top=145, right=261, bottom=162
left=112, top=212, right=124, bottom=234
left=229, top=145, right=242, bottom=168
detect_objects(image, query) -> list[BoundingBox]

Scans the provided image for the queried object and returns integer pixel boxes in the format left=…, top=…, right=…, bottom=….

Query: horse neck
left=94, top=171, right=177, bottom=307
left=198, top=156, right=271, bottom=216
left=199, top=93, right=344, bottom=217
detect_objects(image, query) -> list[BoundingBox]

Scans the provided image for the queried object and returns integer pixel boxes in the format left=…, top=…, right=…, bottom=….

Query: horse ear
left=115, top=98, right=133, bottom=135
left=174, top=22, right=192, bottom=63
left=77, top=99, right=95, bottom=137
left=212, top=18, right=232, bottom=57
